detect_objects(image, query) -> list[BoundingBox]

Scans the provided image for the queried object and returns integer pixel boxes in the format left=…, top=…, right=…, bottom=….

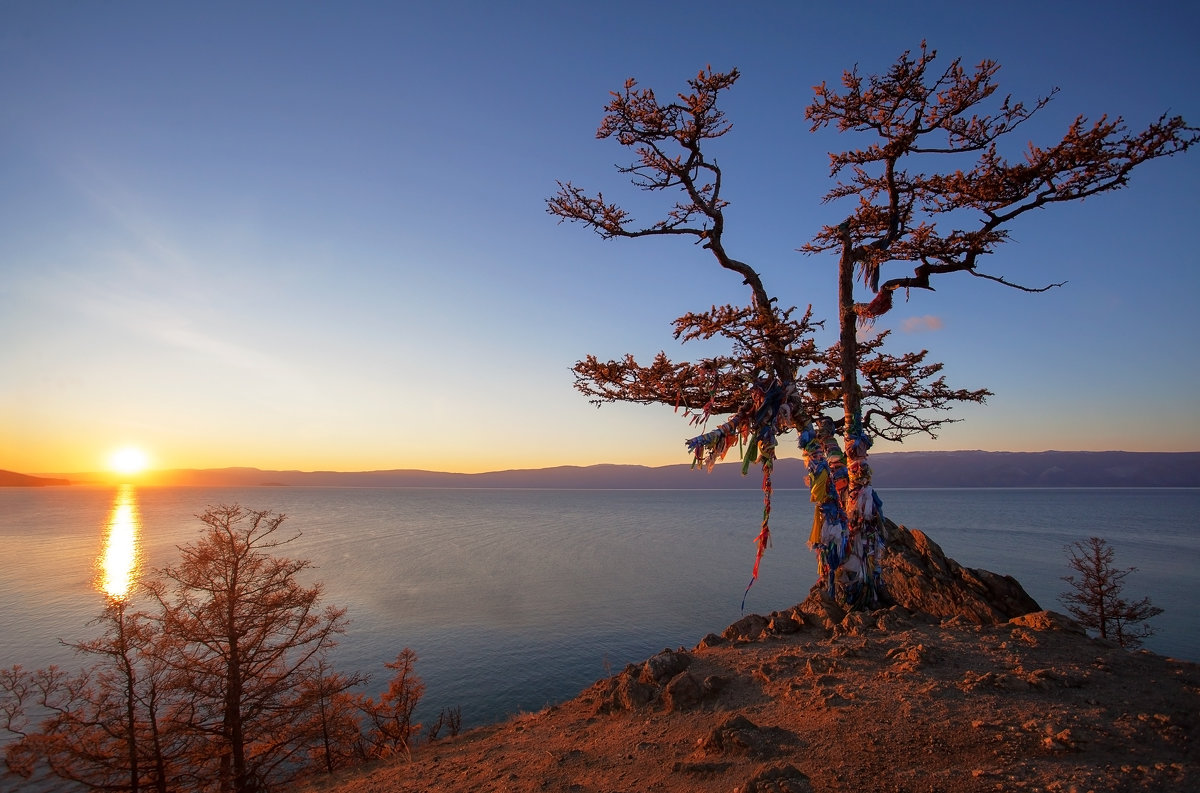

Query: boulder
left=739, top=763, right=814, bottom=793
left=722, top=613, right=770, bottom=642
left=700, top=714, right=794, bottom=758
left=640, top=648, right=691, bottom=684
left=879, top=519, right=1041, bottom=623
left=661, top=671, right=704, bottom=712
left=1009, top=610, right=1086, bottom=635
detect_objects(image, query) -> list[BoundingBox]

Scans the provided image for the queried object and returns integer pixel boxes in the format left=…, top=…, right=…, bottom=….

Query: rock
left=593, top=650, right=711, bottom=714
left=840, top=609, right=871, bottom=634
left=617, top=675, right=655, bottom=709
left=723, top=614, right=770, bottom=642
left=1009, top=610, right=1087, bottom=635
left=798, top=589, right=846, bottom=631
left=795, top=522, right=1031, bottom=626
left=880, top=519, right=1041, bottom=623
left=738, top=762, right=814, bottom=793
left=701, top=714, right=797, bottom=759
left=662, top=671, right=703, bottom=712
left=641, top=649, right=692, bottom=684
left=874, top=604, right=916, bottom=631
left=767, top=608, right=805, bottom=634
left=887, top=642, right=938, bottom=671
left=592, top=669, right=657, bottom=714
left=701, top=715, right=763, bottom=756
left=673, top=759, right=732, bottom=775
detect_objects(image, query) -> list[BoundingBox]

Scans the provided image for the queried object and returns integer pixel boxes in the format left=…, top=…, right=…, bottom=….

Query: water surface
left=1, top=486, right=1195, bottom=732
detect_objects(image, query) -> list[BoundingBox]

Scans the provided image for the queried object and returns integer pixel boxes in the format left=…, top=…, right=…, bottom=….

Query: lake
left=1, top=485, right=1196, bottom=736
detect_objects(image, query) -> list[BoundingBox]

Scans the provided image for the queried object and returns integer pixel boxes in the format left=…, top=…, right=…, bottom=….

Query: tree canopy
left=549, top=45, right=1196, bottom=603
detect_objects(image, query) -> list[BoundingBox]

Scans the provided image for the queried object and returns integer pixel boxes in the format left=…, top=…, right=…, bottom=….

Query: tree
left=2, top=506, right=445, bottom=791
left=1, top=596, right=181, bottom=792
left=146, top=505, right=350, bottom=793
left=548, top=49, right=1196, bottom=608
left=801, top=41, right=1195, bottom=448
left=424, top=705, right=462, bottom=743
left=1061, top=537, right=1163, bottom=649
left=59, top=601, right=176, bottom=793
left=296, top=660, right=367, bottom=774
left=357, top=648, right=424, bottom=761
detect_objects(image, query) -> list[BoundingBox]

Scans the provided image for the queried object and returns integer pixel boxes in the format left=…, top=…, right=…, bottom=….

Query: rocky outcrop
left=879, top=519, right=1041, bottom=623
left=312, top=516, right=1195, bottom=793
left=589, top=648, right=718, bottom=715
left=599, top=521, right=1043, bottom=717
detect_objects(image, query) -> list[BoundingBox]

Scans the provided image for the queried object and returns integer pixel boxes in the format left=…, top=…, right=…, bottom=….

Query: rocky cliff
left=881, top=519, right=1042, bottom=623
left=300, top=527, right=1195, bottom=793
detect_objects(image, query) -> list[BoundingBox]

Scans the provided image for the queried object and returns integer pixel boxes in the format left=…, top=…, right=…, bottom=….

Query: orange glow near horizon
left=98, top=484, right=142, bottom=601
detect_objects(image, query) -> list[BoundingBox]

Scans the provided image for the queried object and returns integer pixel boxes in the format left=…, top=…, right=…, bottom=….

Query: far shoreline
left=10, top=450, right=1200, bottom=489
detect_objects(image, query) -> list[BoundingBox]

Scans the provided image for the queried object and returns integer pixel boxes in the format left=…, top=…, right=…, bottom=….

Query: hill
left=0, top=469, right=70, bottom=487
left=303, top=607, right=1197, bottom=793
left=868, top=450, right=1200, bottom=488
left=58, top=450, right=1200, bottom=488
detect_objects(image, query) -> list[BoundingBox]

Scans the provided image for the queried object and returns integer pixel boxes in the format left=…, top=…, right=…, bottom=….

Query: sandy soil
left=298, top=604, right=1198, bottom=793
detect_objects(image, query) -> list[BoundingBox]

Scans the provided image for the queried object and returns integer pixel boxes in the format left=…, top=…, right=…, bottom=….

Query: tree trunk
left=227, top=656, right=248, bottom=793
left=116, top=605, right=140, bottom=793
left=147, top=681, right=168, bottom=793
left=838, top=229, right=860, bottom=433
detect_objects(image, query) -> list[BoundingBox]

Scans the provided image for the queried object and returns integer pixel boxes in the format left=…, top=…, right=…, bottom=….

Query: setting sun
left=109, top=446, right=150, bottom=475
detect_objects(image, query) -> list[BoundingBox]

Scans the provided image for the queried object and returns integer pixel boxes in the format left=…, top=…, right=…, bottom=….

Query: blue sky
left=2, top=1, right=1198, bottom=474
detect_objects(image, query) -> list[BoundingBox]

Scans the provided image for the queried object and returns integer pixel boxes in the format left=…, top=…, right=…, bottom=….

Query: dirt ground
left=299, top=605, right=1198, bottom=793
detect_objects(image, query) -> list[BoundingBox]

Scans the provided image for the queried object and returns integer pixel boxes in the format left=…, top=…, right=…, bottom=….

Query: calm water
left=1, top=486, right=1197, bottom=735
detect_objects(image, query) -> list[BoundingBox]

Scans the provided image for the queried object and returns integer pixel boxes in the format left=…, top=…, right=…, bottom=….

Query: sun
left=109, top=446, right=150, bottom=476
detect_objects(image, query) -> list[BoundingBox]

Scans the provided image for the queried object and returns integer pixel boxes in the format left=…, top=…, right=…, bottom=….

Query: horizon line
left=19, top=448, right=1200, bottom=480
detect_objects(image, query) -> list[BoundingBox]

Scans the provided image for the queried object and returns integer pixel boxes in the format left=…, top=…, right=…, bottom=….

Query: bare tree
left=424, top=709, right=445, bottom=744
left=443, top=704, right=462, bottom=738
left=147, top=505, right=350, bottom=793
left=549, top=50, right=1196, bottom=608
left=1061, top=537, right=1163, bottom=648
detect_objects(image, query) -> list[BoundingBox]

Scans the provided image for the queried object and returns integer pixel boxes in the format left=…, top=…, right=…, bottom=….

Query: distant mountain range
left=12, top=451, right=1199, bottom=489
left=0, top=470, right=71, bottom=487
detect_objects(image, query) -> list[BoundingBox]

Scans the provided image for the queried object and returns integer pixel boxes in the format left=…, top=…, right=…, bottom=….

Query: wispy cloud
left=900, top=315, right=944, bottom=333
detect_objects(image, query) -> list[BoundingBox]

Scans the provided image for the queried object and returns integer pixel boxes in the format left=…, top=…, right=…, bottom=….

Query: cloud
left=900, top=315, right=944, bottom=333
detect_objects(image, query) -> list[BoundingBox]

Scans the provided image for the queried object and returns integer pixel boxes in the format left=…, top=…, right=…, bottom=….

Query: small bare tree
left=424, top=705, right=464, bottom=743
left=443, top=704, right=462, bottom=738
left=1061, top=537, right=1163, bottom=649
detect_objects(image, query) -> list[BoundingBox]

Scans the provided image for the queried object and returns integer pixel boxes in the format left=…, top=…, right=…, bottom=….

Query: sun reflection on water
left=98, top=484, right=142, bottom=601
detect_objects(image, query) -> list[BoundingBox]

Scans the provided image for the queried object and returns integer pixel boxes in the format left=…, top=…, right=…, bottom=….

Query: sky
left=2, top=0, right=1198, bottom=476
